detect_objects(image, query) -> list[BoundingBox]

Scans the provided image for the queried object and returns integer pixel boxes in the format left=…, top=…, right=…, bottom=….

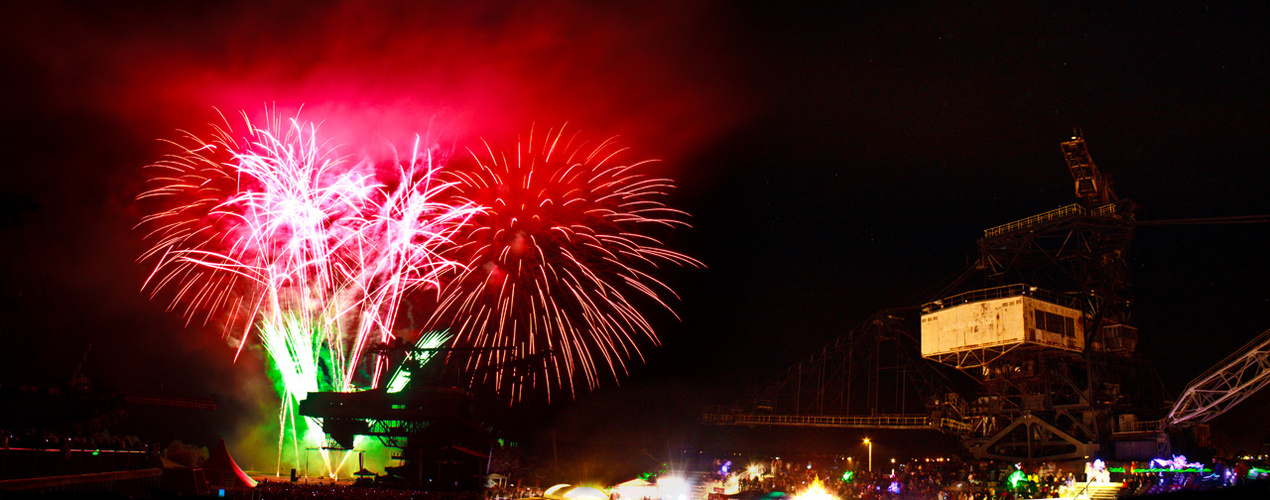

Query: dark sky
left=2, top=0, right=1270, bottom=471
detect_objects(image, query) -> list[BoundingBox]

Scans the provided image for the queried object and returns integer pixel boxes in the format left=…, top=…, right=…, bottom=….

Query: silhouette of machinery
left=706, top=130, right=1270, bottom=462
left=298, top=345, right=549, bottom=488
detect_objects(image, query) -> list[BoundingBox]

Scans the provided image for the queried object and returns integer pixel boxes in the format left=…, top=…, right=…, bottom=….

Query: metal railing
left=703, top=412, right=975, bottom=433
left=938, top=418, right=972, bottom=433
left=923, top=283, right=1080, bottom=313
left=1114, top=418, right=1165, bottom=434
left=703, top=412, right=938, bottom=429
left=983, top=203, right=1119, bottom=238
left=1089, top=204, right=1118, bottom=218
left=1073, top=481, right=1091, bottom=499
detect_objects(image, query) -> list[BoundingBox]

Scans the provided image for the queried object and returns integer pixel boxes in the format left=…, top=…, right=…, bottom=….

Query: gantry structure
left=702, top=311, right=970, bottom=433
left=705, top=130, right=1270, bottom=462
left=920, top=130, right=1161, bottom=461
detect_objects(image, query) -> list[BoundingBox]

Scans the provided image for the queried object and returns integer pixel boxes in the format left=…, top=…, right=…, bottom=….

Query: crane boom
left=1061, top=129, right=1115, bottom=206
left=1166, top=328, right=1270, bottom=426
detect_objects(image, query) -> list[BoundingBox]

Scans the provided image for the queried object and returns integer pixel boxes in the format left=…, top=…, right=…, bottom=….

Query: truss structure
left=702, top=412, right=970, bottom=433
left=977, top=204, right=1134, bottom=325
left=1167, top=328, right=1270, bottom=426
left=966, top=414, right=1098, bottom=461
left=702, top=311, right=967, bottom=427
left=706, top=132, right=1267, bottom=463
left=923, top=344, right=1022, bottom=370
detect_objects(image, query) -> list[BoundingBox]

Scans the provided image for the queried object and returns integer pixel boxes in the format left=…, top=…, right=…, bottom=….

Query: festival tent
left=202, top=439, right=258, bottom=489
left=158, top=456, right=185, bottom=469
left=614, top=477, right=657, bottom=500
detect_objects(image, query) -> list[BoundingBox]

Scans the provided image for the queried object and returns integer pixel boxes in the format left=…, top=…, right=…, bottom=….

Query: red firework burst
left=429, top=125, right=701, bottom=400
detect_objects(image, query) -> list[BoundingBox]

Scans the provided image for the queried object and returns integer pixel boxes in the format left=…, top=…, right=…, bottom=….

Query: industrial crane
left=707, top=129, right=1270, bottom=463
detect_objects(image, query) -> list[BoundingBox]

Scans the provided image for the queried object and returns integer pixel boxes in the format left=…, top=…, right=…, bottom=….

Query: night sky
left=2, top=0, right=1270, bottom=475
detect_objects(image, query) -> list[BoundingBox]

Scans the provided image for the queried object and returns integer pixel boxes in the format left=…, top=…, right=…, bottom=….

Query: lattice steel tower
left=706, top=130, right=1270, bottom=462
left=920, top=129, right=1165, bottom=461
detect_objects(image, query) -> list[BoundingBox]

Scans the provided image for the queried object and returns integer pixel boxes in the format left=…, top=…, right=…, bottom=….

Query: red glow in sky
left=3, top=1, right=747, bottom=174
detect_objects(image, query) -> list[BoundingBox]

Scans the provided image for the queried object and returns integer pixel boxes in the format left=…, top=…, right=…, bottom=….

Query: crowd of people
left=257, top=481, right=486, bottom=500
left=706, top=455, right=1269, bottom=500
left=737, top=459, right=1021, bottom=500
left=482, top=484, right=544, bottom=500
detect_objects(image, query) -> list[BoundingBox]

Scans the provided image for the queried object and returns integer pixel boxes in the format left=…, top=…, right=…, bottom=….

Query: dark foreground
left=3, top=481, right=1270, bottom=500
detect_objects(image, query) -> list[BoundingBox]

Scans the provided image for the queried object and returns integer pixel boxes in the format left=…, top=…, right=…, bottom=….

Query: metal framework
left=937, top=181, right=1166, bottom=461
left=701, top=310, right=966, bottom=429
left=362, top=420, right=433, bottom=449
left=922, top=344, right=1024, bottom=370
left=967, top=414, right=1098, bottom=461
left=707, top=131, right=1270, bottom=462
left=702, top=412, right=970, bottom=432
left=933, top=135, right=1169, bottom=463
left=703, top=208, right=1146, bottom=459
left=706, top=133, right=1177, bottom=463
left=976, top=204, right=1135, bottom=322
left=1061, top=129, right=1114, bottom=207
left=1167, top=328, right=1270, bottom=426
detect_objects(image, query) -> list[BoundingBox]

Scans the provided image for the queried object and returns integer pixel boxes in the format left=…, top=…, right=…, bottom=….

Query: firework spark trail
left=139, top=113, right=367, bottom=354
left=140, top=115, right=359, bottom=476
left=429, top=125, right=701, bottom=400
left=338, top=145, right=477, bottom=389
left=258, top=314, right=337, bottom=474
left=386, top=330, right=453, bottom=393
left=140, top=113, right=476, bottom=379
left=138, top=111, right=479, bottom=474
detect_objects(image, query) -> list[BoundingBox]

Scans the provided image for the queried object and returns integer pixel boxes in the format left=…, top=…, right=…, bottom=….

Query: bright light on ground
left=565, top=486, right=609, bottom=500
left=657, top=476, right=690, bottom=500
left=793, top=476, right=835, bottom=500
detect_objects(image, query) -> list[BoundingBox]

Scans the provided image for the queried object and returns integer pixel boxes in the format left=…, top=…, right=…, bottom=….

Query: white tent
left=614, top=478, right=657, bottom=500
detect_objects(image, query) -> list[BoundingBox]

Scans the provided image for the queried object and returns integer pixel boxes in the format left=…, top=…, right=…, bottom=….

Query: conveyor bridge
left=702, top=412, right=971, bottom=432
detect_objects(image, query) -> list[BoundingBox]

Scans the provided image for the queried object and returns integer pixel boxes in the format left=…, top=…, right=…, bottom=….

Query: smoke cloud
left=4, top=1, right=748, bottom=171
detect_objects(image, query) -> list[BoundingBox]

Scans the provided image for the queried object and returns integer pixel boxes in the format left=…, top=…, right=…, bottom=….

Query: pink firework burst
left=137, top=110, right=477, bottom=387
